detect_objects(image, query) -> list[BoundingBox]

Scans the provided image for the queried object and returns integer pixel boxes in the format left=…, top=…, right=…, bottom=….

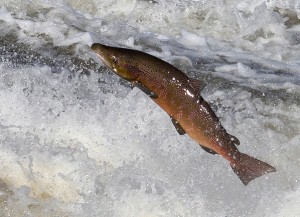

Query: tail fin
left=231, top=153, right=276, bottom=185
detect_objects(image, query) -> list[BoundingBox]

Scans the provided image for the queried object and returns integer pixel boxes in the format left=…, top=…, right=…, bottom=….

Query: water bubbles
left=0, top=0, right=299, bottom=216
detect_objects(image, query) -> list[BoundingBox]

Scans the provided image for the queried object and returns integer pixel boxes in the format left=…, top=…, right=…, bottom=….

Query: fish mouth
left=95, top=53, right=112, bottom=69
left=91, top=43, right=113, bottom=69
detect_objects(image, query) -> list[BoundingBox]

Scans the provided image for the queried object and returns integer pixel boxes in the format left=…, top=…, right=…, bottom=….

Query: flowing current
left=0, top=0, right=300, bottom=216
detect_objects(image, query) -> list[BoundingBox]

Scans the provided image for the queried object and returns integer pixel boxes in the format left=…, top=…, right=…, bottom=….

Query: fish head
left=91, top=43, right=139, bottom=82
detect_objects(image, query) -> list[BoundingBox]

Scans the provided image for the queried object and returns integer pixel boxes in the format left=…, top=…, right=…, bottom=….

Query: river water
left=0, top=0, right=299, bottom=216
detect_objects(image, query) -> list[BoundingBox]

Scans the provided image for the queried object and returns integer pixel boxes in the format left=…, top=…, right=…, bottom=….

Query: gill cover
left=91, top=43, right=139, bottom=82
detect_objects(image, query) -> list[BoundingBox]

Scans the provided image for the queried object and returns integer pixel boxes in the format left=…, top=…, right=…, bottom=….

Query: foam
left=0, top=0, right=300, bottom=216
left=274, top=186, right=300, bottom=217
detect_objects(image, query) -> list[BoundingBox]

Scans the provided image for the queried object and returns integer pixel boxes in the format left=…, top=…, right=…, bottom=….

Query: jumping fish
left=91, top=43, right=276, bottom=185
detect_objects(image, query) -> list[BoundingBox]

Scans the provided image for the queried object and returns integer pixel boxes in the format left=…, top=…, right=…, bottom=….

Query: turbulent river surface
left=0, top=0, right=300, bottom=216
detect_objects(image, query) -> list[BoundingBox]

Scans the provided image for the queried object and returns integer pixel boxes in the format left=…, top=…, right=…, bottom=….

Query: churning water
left=0, top=0, right=300, bottom=216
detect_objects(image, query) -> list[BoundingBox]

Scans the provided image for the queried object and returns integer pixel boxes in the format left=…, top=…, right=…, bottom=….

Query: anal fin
left=200, top=145, right=218, bottom=155
left=171, top=117, right=186, bottom=135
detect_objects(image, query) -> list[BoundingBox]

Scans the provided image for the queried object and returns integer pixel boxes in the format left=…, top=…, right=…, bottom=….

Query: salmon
left=91, top=43, right=276, bottom=185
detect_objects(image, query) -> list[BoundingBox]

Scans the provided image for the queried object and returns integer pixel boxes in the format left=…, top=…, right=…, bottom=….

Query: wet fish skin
left=91, top=43, right=276, bottom=185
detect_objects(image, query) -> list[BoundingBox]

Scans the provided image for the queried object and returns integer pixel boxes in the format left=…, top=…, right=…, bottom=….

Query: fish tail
left=230, top=153, right=276, bottom=185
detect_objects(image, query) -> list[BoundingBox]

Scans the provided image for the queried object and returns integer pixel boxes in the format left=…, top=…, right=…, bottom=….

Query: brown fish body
left=91, top=43, right=276, bottom=185
left=121, top=50, right=239, bottom=163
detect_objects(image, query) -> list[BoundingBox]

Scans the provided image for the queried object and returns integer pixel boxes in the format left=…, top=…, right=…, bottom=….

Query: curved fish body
left=91, top=43, right=276, bottom=185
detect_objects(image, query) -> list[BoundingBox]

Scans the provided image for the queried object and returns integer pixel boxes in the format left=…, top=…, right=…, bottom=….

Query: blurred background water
left=0, top=0, right=299, bottom=216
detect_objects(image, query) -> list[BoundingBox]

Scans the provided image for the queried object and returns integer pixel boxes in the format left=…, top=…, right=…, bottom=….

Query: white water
left=0, top=0, right=300, bottom=216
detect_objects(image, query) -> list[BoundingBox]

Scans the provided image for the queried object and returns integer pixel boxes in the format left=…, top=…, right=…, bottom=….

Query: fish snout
left=91, top=43, right=114, bottom=68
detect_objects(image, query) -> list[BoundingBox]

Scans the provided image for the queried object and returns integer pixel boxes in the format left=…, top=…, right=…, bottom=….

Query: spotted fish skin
left=91, top=43, right=276, bottom=185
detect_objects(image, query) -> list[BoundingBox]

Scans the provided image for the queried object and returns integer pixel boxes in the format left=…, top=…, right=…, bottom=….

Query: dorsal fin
left=188, top=78, right=205, bottom=95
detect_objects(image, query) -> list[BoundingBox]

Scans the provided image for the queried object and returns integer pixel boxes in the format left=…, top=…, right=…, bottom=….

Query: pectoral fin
left=171, top=117, right=186, bottom=135
left=200, top=145, right=218, bottom=155
left=134, top=82, right=158, bottom=99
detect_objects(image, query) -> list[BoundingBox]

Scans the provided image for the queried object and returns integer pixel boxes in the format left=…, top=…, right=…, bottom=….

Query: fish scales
left=91, top=43, right=276, bottom=185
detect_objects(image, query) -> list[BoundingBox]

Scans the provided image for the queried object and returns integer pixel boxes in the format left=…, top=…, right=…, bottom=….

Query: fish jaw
left=91, top=43, right=140, bottom=82
left=91, top=43, right=114, bottom=69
